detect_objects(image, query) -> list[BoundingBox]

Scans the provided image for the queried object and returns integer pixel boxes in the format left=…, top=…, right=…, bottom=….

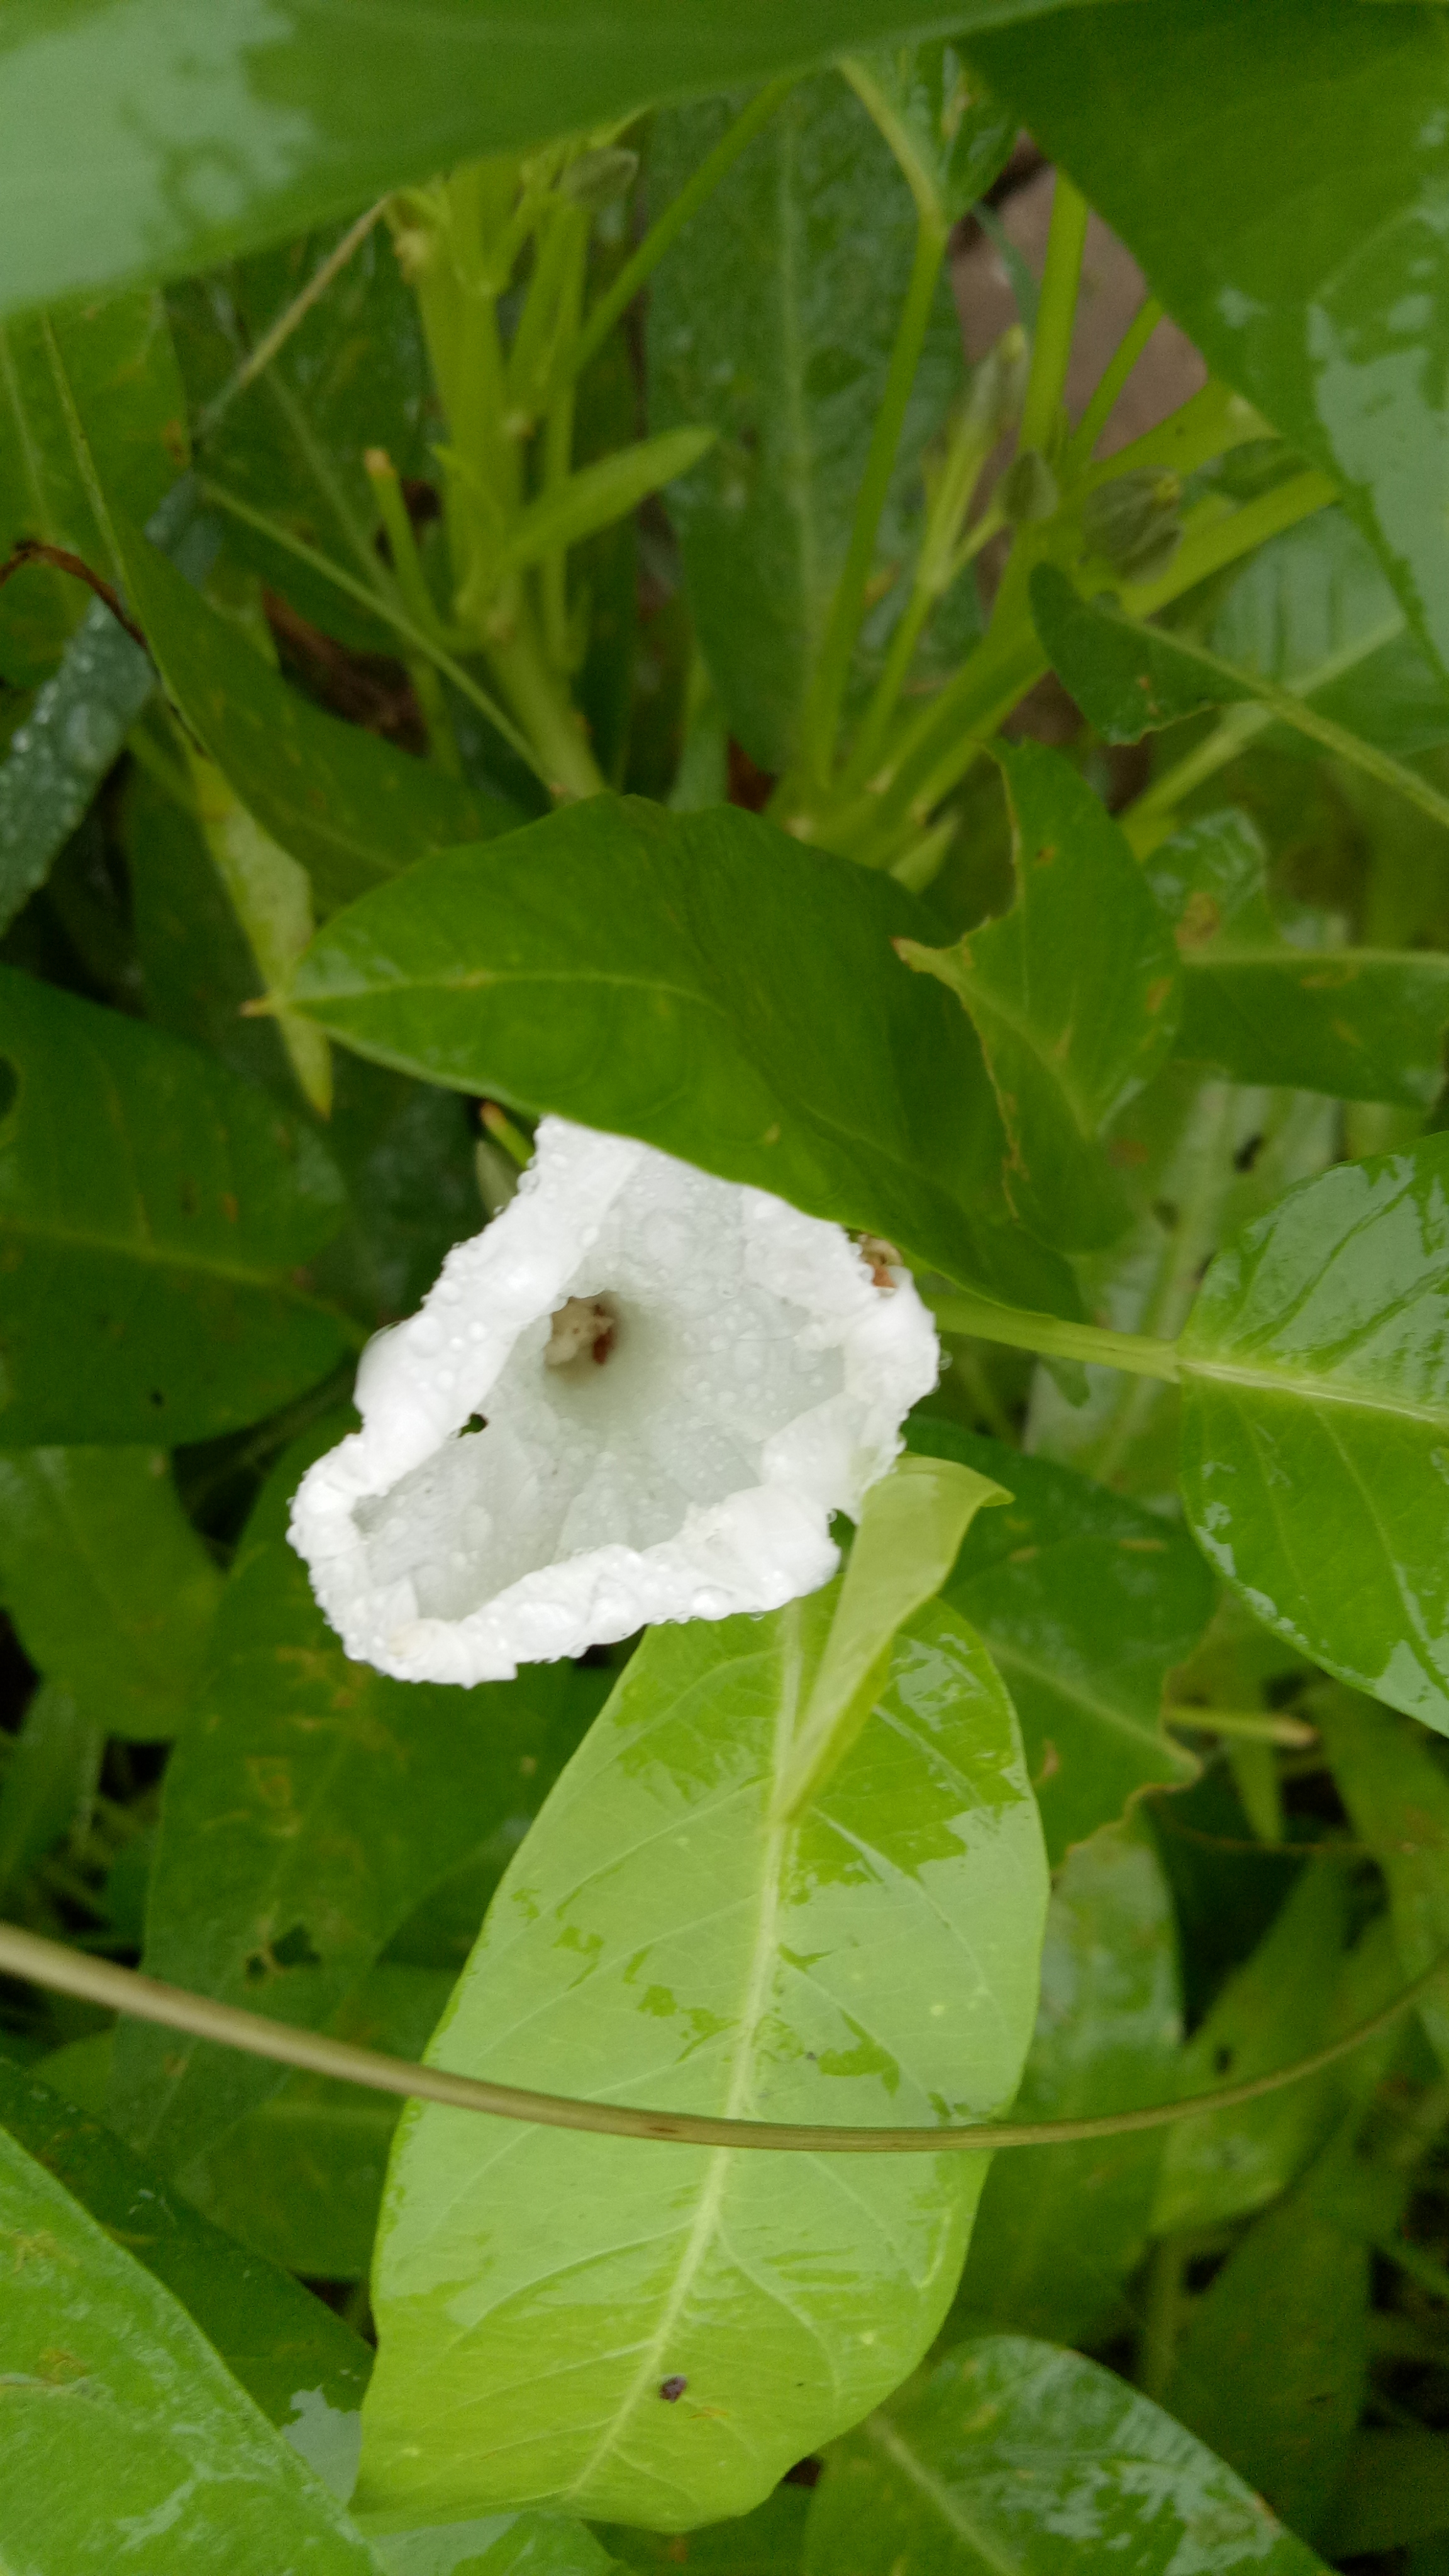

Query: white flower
left=289, top=1118, right=939, bottom=1685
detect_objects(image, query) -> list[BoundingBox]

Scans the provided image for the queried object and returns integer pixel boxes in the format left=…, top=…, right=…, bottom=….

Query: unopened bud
left=1000, top=448, right=1060, bottom=526
left=560, top=147, right=640, bottom=209
left=1081, top=469, right=1182, bottom=583
left=965, top=325, right=1030, bottom=447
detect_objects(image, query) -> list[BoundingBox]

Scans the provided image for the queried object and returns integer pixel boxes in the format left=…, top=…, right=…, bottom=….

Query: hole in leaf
left=1233, top=1132, right=1265, bottom=1174
left=245, top=1923, right=323, bottom=1983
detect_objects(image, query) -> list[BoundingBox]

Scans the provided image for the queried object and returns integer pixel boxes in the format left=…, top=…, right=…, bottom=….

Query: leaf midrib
left=1182, top=1350, right=1449, bottom=1433
left=866, top=2412, right=1024, bottom=2576
left=3, top=1209, right=335, bottom=1304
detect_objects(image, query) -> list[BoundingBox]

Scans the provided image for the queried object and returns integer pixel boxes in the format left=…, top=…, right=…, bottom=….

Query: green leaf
left=1150, top=1860, right=1350, bottom=2238
left=358, top=1591, right=1048, bottom=2530
left=843, top=47, right=1017, bottom=228
left=0, top=963, right=350, bottom=1443
left=0, top=2055, right=370, bottom=2496
left=1177, top=1134, right=1449, bottom=1736
left=116, top=518, right=514, bottom=913
left=600, top=2487, right=808, bottom=2574
left=1318, top=1687, right=1449, bottom=2075
left=0, top=1682, right=98, bottom=1905
left=954, top=1818, right=1181, bottom=2346
left=0, top=2120, right=380, bottom=2573
left=109, top=1430, right=606, bottom=2171
left=0, top=3, right=1119, bottom=319
left=647, top=72, right=969, bottom=774
left=0, top=1446, right=221, bottom=1740
left=1149, top=808, right=1449, bottom=1109
left=1164, top=2123, right=1397, bottom=2543
left=971, top=4, right=1449, bottom=680
left=899, top=742, right=1180, bottom=1252
left=802, top=2333, right=1330, bottom=2574
left=286, top=792, right=1079, bottom=1311
left=1319, top=2429, right=1449, bottom=2562
left=495, top=431, right=716, bottom=579
left=0, top=288, right=185, bottom=683
left=908, top=1421, right=1208, bottom=1865
left=367, top=2516, right=622, bottom=2575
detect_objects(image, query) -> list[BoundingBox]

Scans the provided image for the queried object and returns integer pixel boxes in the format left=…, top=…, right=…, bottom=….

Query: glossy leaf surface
left=956, top=1819, right=1181, bottom=2346
left=803, top=2334, right=1329, bottom=2574
left=0, top=1446, right=221, bottom=1741
left=900, top=743, right=1179, bottom=1250
left=1150, top=1861, right=1349, bottom=2237
left=360, top=1593, right=1048, bottom=2530
left=118, top=522, right=514, bottom=911
left=1148, top=808, right=1449, bottom=1109
left=287, top=793, right=1075, bottom=1308
left=0, top=2121, right=380, bottom=2573
left=909, top=1421, right=1206, bottom=1864
left=1178, top=1135, right=1449, bottom=1735
left=111, top=1433, right=605, bottom=2170
left=972, top=3, right=1449, bottom=679
left=0, top=2055, right=370, bottom=2495
left=0, top=963, right=349, bottom=1443
left=648, top=74, right=968, bottom=773
left=0, top=1, right=1114, bottom=319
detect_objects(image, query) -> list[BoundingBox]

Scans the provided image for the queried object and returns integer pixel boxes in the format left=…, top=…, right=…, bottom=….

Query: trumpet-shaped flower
left=289, top=1119, right=939, bottom=1684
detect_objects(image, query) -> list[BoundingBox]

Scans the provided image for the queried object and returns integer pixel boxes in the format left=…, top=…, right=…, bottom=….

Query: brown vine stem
left=0, top=538, right=149, bottom=650
left=1, top=1921, right=1442, bottom=2157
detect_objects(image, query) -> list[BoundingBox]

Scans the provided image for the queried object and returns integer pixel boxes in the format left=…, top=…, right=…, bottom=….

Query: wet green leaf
left=1148, top=808, right=1449, bottom=1109
left=1165, top=2123, right=1397, bottom=2542
left=972, top=3, right=1449, bottom=680
left=109, top=1428, right=604, bottom=2171
left=1150, top=1860, right=1350, bottom=2238
left=358, top=1591, right=1048, bottom=2531
left=0, top=1446, right=221, bottom=1740
left=908, top=1421, right=1207, bottom=1865
left=1177, top=1135, right=1449, bottom=1736
left=955, top=1819, right=1182, bottom=2346
left=0, top=963, right=350, bottom=1444
left=647, top=73, right=969, bottom=773
left=1318, top=1687, right=1449, bottom=2075
left=117, top=518, right=513, bottom=913
left=286, top=792, right=1079, bottom=1311
left=0, top=1, right=1109, bottom=319
left=802, top=2333, right=1330, bottom=2573
left=0, top=2120, right=380, bottom=2572
left=899, top=743, right=1180, bottom=1252
left=0, top=2054, right=370, bottom=2496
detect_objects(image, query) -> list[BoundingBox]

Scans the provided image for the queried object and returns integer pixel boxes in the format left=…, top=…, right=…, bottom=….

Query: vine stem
left=0, top=1921, right=1440, bottom=2157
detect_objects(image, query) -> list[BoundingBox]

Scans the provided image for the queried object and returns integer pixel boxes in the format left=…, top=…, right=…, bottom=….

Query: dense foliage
left=4, top=4, right=1449, bottom=2569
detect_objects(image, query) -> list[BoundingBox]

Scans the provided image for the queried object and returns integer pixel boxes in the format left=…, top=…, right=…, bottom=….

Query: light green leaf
left=367, top=2515, right=622, bottom=2575
left=0, top=963, right=350, bottom=1444
left=802, top=2333, right=1330, bottom=2573
left=188, top=740, right=335, bottom=1114
left=955, top=1818, right=1181, bottom=2346
left=0, top=2121, right=380, bottom=2573
left=1318, top=1686, right=1449, bottom=2074
left=1150, top=1861, right=1350, bottom=2238
left=899, top=742, right=1180, bottom=1252
left=1147, top=808, right=1449, bottom=1110
left=496, top=431, right=715, bottom=577
left=286, top=791, right=1079, bottom=1312
left=358, top=1591, right=1048, bottom=2530
left=909, top=1421, right=1208, bottom=1865
left=1177, top=1135, right=1449, bottom=1736
left=0, top=1445, right=221, bottom=1740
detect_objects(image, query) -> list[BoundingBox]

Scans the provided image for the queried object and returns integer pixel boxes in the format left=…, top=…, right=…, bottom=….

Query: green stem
left=364, top=445, right=464, bottom=776
left=0, top=1917, right=1439, bottom=2157
left=1139, top=2236, right=1185, bottom=2404
left=196, top=199, right=386, bottom=441
left=1018, top=172, right=1089, bottom=457
left=1165, top=1708, right=1317, bottom=1748
left=796, top=208, right=948, bottom=787
left=485, top=607, right=604, bottom=798
left=1063, top=293, right=1162, bottom=470
left=928, top=1291, right=1181, bottom=1383
left=564, top=74, right=801, bottom=395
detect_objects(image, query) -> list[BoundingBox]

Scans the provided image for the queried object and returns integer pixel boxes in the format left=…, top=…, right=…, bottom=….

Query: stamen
left=545, top=1296, right=616, bottom=1368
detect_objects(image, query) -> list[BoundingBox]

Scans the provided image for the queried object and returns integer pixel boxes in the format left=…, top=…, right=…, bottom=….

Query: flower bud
left=1080, top=468, right=1183, bottom=584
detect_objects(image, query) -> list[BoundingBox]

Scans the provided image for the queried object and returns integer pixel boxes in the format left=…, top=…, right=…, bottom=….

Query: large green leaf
left=1165, top=2123, right=1397, bottom=2543
left=0, top=963, right=350, bottom=1443
left=954, top=1818, right=1181, bottom=2346
left=908, top=1421, right=1207, bottom=1865
left=601, top=2488, right=809, bottom=2574
left=0, top=1446, right=221, bottom=1741
left=0, top=1, right=1131, bottom=319
left=0, top=287, right=184, bottom=683
left=1318, top=1687, right=1449, bottom=2074
left=358, top=1588, right=1048, bottom=2531
left=286, top=792, right=1077, bottom=1309
left=0, top=2055, right=370, bottom=2496
left=117, top=518, right=517, bottom=911
left=899, top=743, right=1180, bottom=1252
left=109, top=1430, right=606, bottom=2171
left=0, top=2121, right=380, bottom=2573
left=1150, top=1860, right=1349, bottom=2238
left=802, top=2333, right=1330, bottom=2573
left=647, top=72, right=971, bottom=774
left=970, top=3, right=1449, bottom=680
left=367, top=2518, right=622, bottom=2576
left=1146, top=808, right=1449, bottom=1109
left=1177, top=1134, right=1449, bottom=1736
